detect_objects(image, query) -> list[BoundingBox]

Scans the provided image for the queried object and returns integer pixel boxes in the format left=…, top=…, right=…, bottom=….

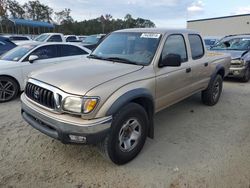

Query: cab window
left=161, top=34, right=188, bottom=63
left=188, top=34, right=204, bottom=60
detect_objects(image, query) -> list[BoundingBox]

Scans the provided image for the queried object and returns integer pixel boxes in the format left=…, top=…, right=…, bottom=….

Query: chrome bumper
left=21, top=94, right=112, bottom=144
left=228, top=66, right=246, bottom=78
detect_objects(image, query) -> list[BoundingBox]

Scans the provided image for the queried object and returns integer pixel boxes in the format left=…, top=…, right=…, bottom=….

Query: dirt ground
left=0, top=80, right=250, bottom=188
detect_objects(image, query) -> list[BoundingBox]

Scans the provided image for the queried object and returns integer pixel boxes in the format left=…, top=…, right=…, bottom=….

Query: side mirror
left=28, top=55, right=39, bottom=63
left=159, top=54, right=182, bottom=67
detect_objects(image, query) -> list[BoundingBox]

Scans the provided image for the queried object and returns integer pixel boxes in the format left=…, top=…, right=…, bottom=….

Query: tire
left=98, top=103, right=148, bottom=165
left=201, top=74, right=223, bottom=106
left=241, top=67, right=250, bottom=82
left=0, top=76, right=19, bottom=103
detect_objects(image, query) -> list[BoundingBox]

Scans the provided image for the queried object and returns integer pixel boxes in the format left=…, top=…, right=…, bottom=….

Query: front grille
left=25, top=82, right=56, bottom=109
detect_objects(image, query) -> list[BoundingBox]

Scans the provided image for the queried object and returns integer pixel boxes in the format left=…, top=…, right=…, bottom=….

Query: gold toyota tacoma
left=21, top=28, right=231, bottom=164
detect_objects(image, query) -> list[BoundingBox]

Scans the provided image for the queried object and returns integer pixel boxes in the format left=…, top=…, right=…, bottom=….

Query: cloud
left=231, top=6, right=250, bottom=15
left=187, top=0, right=204, bottom=13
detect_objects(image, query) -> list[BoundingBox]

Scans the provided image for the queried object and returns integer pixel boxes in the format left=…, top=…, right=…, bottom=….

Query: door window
left=27, top=45, right=58, bottom=61
left=188, top=34, right=204, bottom=60
left=59, top=45, right=88, bottom=56
left=161, top=34, right=188, bottom=63
left=48, top=35, right=62, bottom=42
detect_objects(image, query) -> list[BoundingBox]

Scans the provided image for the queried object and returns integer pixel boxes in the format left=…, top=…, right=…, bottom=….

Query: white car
left=65, top=35, right=80, bottom=42
left=0, top=42, right=91, bottom=102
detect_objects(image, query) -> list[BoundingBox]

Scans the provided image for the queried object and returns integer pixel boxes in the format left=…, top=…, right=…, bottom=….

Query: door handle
left=186, top=67, right=191, bottom=73
left=204, top=62, right=208, bottom=67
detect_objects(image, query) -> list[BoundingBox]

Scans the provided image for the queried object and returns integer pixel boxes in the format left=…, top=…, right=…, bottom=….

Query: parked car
left=2, top=35, right=32, bottom=44
left=211, top=34, right=250, bottom=82
left=204, top=36, right=221, bottom=49
left=81, top=34, right=106, bottom=50
left=65, top=35, right=80, bottom=42
left=0, top=42, right=91, bottom=102
left=33, top=33, right=66, bottom=42
left=21, top=28, right=230, bottom=164
left=0, top=36, right=17, bottom=55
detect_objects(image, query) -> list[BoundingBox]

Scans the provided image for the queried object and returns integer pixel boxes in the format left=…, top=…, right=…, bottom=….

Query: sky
left=18, top=0, right=250, bottom=28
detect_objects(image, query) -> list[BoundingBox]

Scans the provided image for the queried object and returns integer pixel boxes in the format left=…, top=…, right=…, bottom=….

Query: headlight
left=231, top=59, right=245, bottom=66
left=63, top=96, right=99, bottom=114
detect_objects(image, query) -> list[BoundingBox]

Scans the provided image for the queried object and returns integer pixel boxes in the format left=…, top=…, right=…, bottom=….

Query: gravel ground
left=0, top=80, right=250, bottom=188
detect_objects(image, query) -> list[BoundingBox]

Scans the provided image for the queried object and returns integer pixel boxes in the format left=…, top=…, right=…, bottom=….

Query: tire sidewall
left=107, top=103, right=148, bottom=164
left=211, top=75, right=223, bottom=104
left=0, top=76, right=19, bottom=102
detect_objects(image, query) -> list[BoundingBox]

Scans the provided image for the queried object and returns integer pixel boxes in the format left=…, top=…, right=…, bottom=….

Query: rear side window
left=162, top=34, right=188, bottom=62
left=48, top=35, right=62, bottom=42
left=29, top=45, right=58, bottom=60
left=60, top=45, right=88, bottom=56
left=188, top=34, right=204, bottom=59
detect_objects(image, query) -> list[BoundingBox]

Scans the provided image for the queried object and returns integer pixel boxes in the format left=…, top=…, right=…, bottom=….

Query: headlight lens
left=63, top=97, right=99, bottom=114
left=63, top=97, right=83, bottom=113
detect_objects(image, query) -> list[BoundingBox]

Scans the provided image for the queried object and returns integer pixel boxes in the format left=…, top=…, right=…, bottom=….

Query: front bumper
left=227, top=66, right=246, bottom=78
left=21, top=94, right=112, bottom=144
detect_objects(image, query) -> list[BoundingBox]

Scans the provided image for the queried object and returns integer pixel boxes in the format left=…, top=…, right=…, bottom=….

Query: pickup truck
left=21, top=28, right=231, bottom=165
left=33, top=33, right=66, bottom=42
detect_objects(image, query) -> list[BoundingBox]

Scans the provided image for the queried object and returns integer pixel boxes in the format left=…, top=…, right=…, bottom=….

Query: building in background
left=187, top=14, right=250, bottom=36
left=0, top=18, right=54, bottom=35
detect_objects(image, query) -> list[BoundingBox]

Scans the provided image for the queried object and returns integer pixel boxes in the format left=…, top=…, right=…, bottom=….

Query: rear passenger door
left=188, top=34, right=211, bottom=90
left=155, top=34, right=193, bottom=111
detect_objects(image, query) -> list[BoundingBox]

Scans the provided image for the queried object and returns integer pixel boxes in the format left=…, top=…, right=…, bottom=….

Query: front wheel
left=98, top=103, right=148, bottom=165
left=201, top=74, right=223, bottom=106
left=241, top=67, right=250, bottom=82
left=0, top=76, right=19, bottom=103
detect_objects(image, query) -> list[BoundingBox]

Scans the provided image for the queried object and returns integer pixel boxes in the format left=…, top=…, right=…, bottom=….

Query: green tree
left=7, top=0, right=25, bottom=18
left=0, top=0, right=7, bottom=18
left=23, top=0, right=53, bottom=22
left=54, top=8, right=73, bottom=25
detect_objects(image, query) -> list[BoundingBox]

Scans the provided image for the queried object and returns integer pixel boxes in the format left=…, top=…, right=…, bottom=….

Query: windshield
left=34, top=34, right=49, bottom=42
left=211, top=37, right=250, bottom=51
left=91, top=32, right=161, bottom=65
left=83, top=35, right=100, bottom=44
left=1, top=44, right=37, bottom=61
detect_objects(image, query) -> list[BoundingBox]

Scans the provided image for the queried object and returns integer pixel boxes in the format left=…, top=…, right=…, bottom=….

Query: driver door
left=155, top=34, right=193, bottom=111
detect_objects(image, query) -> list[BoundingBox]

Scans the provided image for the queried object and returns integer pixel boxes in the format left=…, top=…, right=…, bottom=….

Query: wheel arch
left=106, top=88, right=155, bottom=139
left=212, top=65, right=225, bottom=79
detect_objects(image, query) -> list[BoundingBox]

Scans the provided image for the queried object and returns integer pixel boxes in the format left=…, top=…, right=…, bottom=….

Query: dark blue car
left=0, top=36, right=17, bottom=55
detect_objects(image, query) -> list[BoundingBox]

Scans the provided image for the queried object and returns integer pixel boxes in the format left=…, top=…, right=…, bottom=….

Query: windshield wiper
left=87, top=54, right=106, bottom=60
left=106, top=57, right=141, bottom=65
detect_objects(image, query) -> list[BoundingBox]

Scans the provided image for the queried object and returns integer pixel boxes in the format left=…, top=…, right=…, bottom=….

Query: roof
left=115, top=28, right=198, bottom=35
left=187, top=14, right=250, bottom=23
left=9, top=18, right=54, bottom=28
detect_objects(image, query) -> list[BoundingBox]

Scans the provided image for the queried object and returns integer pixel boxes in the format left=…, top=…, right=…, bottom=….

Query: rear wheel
left=241, top=67, right=250, bottom=82
left=202, top=74, right=223, bottom=106
left=0, top=76, right=19, bottom=102
left=98, top=103, right=148, bottom=165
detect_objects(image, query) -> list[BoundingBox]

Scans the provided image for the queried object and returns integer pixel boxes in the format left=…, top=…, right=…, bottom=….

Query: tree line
left=0, top=0, right=155, bottom=35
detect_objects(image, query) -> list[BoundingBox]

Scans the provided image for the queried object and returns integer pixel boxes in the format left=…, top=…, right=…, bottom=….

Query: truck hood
left=30, top=58, right=143, bottom=95
left=211, top=49, right=248, bottom=60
